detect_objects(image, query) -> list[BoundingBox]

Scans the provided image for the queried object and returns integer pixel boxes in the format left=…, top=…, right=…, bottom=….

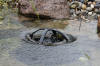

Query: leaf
left=84, top=53, right=91, bottom=60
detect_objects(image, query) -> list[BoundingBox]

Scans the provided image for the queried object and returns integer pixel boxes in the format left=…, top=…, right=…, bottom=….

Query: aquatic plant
left=0, top=0, right=18, bottom=25
left=0, top=0, right=18, bottom=9
left=30, top=0, right=40, bottom=20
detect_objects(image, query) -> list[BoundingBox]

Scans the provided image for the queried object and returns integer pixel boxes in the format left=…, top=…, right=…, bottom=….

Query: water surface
left=0, top=11, right=100, bottom=66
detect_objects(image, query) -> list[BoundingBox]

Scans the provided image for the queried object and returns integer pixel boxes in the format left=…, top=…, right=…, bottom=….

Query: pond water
left=0, top=10, right=100, bottom=66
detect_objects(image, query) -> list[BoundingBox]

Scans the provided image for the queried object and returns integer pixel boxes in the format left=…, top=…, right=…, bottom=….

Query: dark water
left=0, top=12, right=100, bottom=66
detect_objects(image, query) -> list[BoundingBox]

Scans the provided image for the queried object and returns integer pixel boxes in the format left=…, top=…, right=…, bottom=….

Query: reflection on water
left=18, top=15, right=68, bottom=29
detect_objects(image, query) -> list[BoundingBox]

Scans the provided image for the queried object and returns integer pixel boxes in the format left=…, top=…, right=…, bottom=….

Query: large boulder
left=18, top=0, right=70, bottom=19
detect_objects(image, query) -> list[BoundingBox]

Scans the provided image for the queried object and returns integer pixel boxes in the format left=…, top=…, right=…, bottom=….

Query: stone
left=88, top=12, right=93, bottom=15
left=94, top=8, right=99, bottom=13
left=82, top=4, right=87, bottom=10
left=70, top=1, right=82, bottom=9
left=90, top=4, right=94, bottom=9
left=18, top=0, right=70, bottom=19
left=86, top=7, right=93, bottom=11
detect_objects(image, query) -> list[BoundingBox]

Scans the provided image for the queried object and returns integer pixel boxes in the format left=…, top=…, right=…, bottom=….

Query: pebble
left=0, top=21, right=3, bottom=25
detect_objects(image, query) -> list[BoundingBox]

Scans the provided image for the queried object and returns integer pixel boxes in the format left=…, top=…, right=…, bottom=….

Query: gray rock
left=18, top=0, right=70, bottom=19
left=86, top=7, right=93, bottom=11
left=70, top=1, right=82, bottom=9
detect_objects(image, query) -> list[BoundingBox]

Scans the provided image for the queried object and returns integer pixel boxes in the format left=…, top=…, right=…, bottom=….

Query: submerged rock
left=18, top=0, right=70, bottom=19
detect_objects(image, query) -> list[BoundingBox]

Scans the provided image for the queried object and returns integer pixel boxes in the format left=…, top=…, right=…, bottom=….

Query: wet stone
left=24, top=28, right=76, bottom=46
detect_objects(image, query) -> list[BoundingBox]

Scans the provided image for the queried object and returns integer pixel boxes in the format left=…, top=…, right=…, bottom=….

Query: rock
left=70, top=4, right=78, bottom=9
left=70, top=9, right=75, bottom=14
left=94, top=8, right=99, bottom=13
left=90, top=4, right=94, bottom=9
left=82, top=4, right=86, bottom=10
left=94, top=2, right=100, bottom=8
left=86, top=7, right=93, bottom=11
left=18, top=0, right=70, bottom=19
left=88, top=12, right=93, bottom=15
left=76, top=10, right=81, bottom=15
left=70, top=1, right=82, bottom=9
left=94, top=2, right=100, bottom=14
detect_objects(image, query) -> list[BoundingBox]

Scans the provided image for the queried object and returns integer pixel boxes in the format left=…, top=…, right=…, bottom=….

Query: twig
left=79, top=14, right=82, bottom=31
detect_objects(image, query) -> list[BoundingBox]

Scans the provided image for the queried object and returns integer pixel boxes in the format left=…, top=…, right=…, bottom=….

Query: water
left=0, top=11, right=100, bottom=66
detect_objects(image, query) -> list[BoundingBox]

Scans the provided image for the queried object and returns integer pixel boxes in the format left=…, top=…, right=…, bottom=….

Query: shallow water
left=0, top=11, right=100, bottom=66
